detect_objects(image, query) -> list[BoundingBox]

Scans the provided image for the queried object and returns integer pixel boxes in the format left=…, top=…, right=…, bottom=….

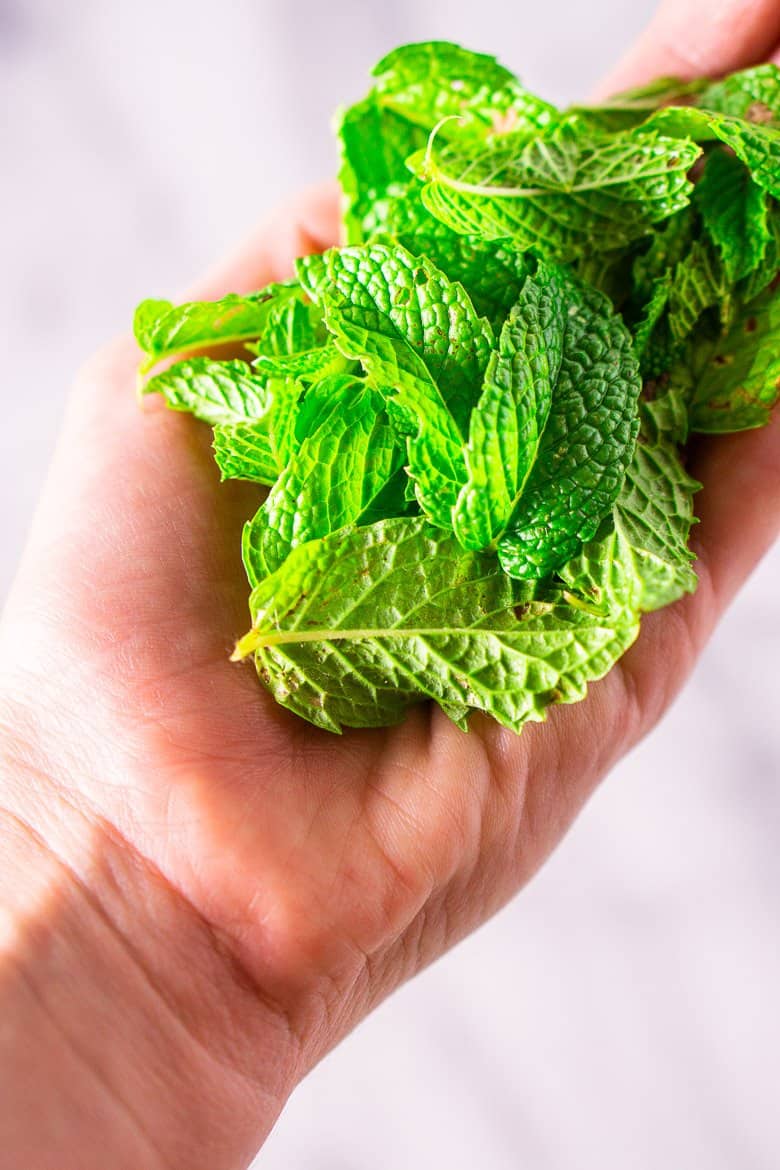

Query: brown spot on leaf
left=747, top=101, right=774, bottom=125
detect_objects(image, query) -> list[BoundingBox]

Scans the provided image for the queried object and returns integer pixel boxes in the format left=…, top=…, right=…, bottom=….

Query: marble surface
left=2, top=2, right=778, bottom=1167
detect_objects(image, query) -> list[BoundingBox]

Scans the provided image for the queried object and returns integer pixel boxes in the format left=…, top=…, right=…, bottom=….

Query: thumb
left=595, top=0, right=780, bottom=97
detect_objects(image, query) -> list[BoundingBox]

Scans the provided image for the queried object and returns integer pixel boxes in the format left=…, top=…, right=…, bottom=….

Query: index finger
left=186, top=180, right=342, bottom=300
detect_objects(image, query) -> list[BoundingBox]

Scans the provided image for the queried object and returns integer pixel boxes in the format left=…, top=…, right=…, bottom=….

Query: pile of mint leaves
left=134, top=41, right=780, bottom=735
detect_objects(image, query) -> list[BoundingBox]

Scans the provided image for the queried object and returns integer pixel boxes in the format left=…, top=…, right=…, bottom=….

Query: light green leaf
left=242, top=375, right=402, bottom=584
left=212, top=376, right=303, bottom=484
left=299, top=243, right=494, bottom=527
left=299, top=244, right=493, bottom=432
left=647, top=106, right=780, bottom=198
left=452, top=263, right=566, bottom=550
left=572, top=248, right=636, bottom=305
left=498, top=279, right=642, bottom=579
left=254, top=344, right=348, bottom=381
left=374, top=190, right=532, bottom=333
left=411, top=122, right=700, bottom=260
left=234, top=516, right=639, bottom=734
left=338, top=94, right=430, bottom=244
left=251, top=295, right=325, bottom=357
left=562, top=390, right=699, bottom=613
left=213, top=422, right=278, bottom=486
left=680, top=287, right=780, bottom=432
left=632, top=206, right=696, bottom=301
left=569, top=77, right=707, bottom=133
left=134, top=285, right=300, bottom=375
left=141, top=358, right=269, bottom=425
left=699, top=64, right=780, bottom=124
left=372, top=41, right=556, bottom=136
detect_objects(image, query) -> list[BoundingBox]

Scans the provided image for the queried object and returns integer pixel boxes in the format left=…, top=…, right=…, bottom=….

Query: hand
left=1, top=5, right=779, bottom=1168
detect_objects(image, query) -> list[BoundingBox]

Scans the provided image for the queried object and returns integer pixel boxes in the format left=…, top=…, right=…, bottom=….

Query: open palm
left=1, top=4, right=779, bottom=1164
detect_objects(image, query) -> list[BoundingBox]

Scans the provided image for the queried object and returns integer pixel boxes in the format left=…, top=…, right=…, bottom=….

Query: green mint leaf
left=141, top=358, right=269, bottom=425
left=613, top=421, right=699, bottom=609
left=242, top=375, right=402, bottom=583
left=299, top=242, right=495, bottom=527
left=134, top=285, right=300, bottom=376
left=699, top=63, right=780, bottom=124
left=570, top=77, right=707, bottom=133
left=452, top=263, right=566, bottom=550
left=740, top=201, right=780, bottom=301
left=299, top=242, right=494, bottom=435
left=667, top=238, right=729, bottom=344
left=372, top=40, right=556, bottom=136
left=338, top=95, right=430, bottom=244
left=629, top=208, right=697, bottom=373
left=251, top=295, right=325, bottom=357
left=632, top=207, right=696, bottom=299
left=632, top=276, right=671, bottom=372
left=694, top=149, right=769, bottom=284
left=213, top=422, right=278, bottom=486
left=647, top=106, right=780, bottom=198
left=498, top=279, right=642, bottom=579
left=562, top=389, right=699, bottom=614
left=679, top=287, right=780, bottom=432
left=253, top=344, right=348, bottom=381
left=411, top=123, right=700, bottom=261
left=234, top=516, right=639, bottom=734
left=374, top=191, right=532, bottom=333
left=212, top=376, right=303, bottom=484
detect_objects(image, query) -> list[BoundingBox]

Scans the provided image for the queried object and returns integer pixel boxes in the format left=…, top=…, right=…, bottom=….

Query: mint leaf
left=572, top=248, right=636, bottom=304
left=632, top=276, right=670, bottom=371
left=680, top=287, right=780, bottom=432
left=699, top=64, right=780, bottom=124
left=242, top=375, right=402, bottom=583
left=338, top=95, right=429, bottom=244
left=412, top=123, right=700, bottom=260
left=134, top=285, right=299, bottom=375
left=141, top=358, right=269, bottom=425
left=252, top=295, right=324, bottom=356
left=695, top=149, right=769, bottom=284
left=498, top=279, right=641, bottom=579
left=376, top=193, right=532, bottom=332
left=570, top=77, right=707, bottom=133
left=299, top=241, right=493, bottom=429
left=213, top=377, right=301, bottom=484
left=213, top=422, right=278, bottom=486
left=234, top=516, right=639, bottom=734
left=299, top=242, right=496, bottom=527
left=452, top=263, right=565, bottom=550
left=740, top=201, right=780, bottom=301
left=647, top=106, right=780, bottom=198
left=253, top=344, right=348, bottom=381
left=372, top=41, right=556, bottom=136
left=667, top=238, right=728, bottom=344
left=562, top=389, right=699, bottom=614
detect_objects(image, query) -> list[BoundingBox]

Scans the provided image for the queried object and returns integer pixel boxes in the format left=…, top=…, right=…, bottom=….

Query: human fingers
left=595, top=0, right=780, bottom=97
left=185, top=179, right=341, bottom=299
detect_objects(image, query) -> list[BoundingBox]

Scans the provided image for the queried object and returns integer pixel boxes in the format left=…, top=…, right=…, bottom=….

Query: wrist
left=0, top=766, right=303, bottom=1170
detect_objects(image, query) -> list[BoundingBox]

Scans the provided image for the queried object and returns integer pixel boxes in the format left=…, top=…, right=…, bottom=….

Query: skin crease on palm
left=0, top=1, right=779, bottom=1166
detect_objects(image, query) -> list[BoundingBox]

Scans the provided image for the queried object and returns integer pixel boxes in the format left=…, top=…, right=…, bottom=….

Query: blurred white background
left=2, top=1, right=778, bottom=1166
